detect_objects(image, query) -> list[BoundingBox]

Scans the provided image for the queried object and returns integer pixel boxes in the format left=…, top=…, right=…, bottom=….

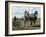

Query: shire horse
left=24, top=11, right=38, bottom=25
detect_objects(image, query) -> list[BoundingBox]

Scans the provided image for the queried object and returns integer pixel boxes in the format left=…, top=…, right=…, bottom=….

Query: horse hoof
left=30, top=24, right=32, bottom=25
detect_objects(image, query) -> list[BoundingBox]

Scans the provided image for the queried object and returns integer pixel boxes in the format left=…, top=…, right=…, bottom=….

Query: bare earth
left=12, top=19, right=40, bottom=30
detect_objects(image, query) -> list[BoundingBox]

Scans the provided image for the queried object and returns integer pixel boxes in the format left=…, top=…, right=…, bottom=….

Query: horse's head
left=34, top=11, right=38, bottom=15
left=34, top=11, right=38, bottom=17
left=25, top=11, right=27, bottom=14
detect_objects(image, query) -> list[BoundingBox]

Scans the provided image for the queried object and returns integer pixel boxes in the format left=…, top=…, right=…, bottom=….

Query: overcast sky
left=12, top=6, right=41, bottom=18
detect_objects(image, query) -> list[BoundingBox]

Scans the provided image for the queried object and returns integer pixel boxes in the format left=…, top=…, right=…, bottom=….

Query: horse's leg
left=27, top=19, right=29, bottom=27
left=34, top=21, right=35, bottom=24
left=24, top=19, right=28, bottom=28
left=24, top=19, right=26, bottom=24
left=34, top=20, right=36, bottom=24
left=30, top=20, right=32, bottom=25
left=34, top=17, right=37, bottom=24
left=24, top=19, right=26, bottom=28
left=27, top=20, right=30, bottom=26
left=26, top=19, right=28, bottom=28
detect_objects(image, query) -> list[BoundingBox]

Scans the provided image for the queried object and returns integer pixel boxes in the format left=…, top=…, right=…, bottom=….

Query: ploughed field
left=12, top=18, right=40, bottom=30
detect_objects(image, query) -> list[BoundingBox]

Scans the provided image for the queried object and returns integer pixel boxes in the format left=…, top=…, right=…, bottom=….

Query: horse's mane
left=29, top=13, right=34, bottom=17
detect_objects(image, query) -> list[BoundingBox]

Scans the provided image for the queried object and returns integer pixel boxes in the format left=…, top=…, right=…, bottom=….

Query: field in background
left=12, top=18, right=40, bottom=30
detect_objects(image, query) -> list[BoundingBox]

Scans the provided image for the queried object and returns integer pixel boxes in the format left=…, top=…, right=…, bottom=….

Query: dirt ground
left=12, top=19, right=40, bottom=30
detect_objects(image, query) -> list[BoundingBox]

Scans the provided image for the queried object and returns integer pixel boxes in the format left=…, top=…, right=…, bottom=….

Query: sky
left=12, top=6, right=41, bottom=18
